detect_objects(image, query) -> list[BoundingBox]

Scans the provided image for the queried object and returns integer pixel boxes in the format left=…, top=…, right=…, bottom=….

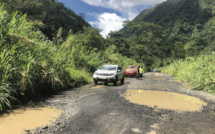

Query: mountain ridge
left=121, top=0, right=215, bottom=57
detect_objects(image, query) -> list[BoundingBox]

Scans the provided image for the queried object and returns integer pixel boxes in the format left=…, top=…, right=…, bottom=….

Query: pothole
left=148, top=130, right=157, bottom=134
left=0, top=107, right=62, bottom=134
left=150, top=123, right=159, bottom=129
left=123, top=89, right=207, bottom=112
left=91, top=85, right=107, bottom=89
left=131, top=128, right=142, bottom=133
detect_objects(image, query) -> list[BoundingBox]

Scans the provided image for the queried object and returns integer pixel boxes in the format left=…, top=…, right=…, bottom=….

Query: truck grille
left=97, top=73, right=114, bottom=76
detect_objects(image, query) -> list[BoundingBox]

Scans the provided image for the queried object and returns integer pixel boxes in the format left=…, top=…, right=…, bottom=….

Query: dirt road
left=34, top=72, right=215, bottom=134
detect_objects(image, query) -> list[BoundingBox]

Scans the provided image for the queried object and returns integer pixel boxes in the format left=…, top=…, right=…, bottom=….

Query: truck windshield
left=100, top=66, right=117, bottom=71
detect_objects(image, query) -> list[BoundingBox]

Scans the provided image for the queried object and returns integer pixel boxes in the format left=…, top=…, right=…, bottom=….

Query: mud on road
left=31, top=72, right=215, bottom=134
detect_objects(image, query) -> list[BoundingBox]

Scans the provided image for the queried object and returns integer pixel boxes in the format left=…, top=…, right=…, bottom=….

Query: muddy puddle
left=148, top=130, right=156, bottom=134
left=91, top=85, right=107, bottom=89
left=0, top=107, right=62, bottom=134
left=123, top=89, right=207, bottom=112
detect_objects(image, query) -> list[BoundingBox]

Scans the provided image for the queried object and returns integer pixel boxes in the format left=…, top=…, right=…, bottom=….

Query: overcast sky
left=58, top=0, right=166, bottom=37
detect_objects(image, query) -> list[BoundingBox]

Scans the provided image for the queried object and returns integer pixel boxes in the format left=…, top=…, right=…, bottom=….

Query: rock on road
left=35, top=73, right=215, bottom=134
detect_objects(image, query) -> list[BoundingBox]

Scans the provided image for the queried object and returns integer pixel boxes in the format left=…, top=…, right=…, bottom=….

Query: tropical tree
left=125, top=21, right=164, bottom=68
left=106, top=31, right=131, bottom=57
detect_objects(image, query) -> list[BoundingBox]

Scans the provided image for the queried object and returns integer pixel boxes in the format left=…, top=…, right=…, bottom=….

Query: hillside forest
left=1, top=0, right=215, bottom=112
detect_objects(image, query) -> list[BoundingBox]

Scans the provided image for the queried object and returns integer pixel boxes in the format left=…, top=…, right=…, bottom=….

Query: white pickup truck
left=93, top=65, right=124, bottom=86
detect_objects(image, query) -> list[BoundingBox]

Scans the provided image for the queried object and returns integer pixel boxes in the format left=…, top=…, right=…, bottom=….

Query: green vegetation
left=0, top=3, right=142, bottom=112
left=117, top=0, right=215, bottom=93
left=162, top=53, right=215, bottom=94
left=120, top=0, right=215, bottom=68
left=110, top=21, right=164, bottom=71
left=1, top=0, right=215, bottom=112
left=0, top=0, right=90, bottom=41
left=115, top=0, right=215, bottom=94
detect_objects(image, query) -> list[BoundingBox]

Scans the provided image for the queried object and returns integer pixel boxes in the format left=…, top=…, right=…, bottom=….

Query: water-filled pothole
left=123, top=89, right=207, bottom=112
left=91, top=85, right=107, bottom=89
left=0, top=107, right=62, bottom=134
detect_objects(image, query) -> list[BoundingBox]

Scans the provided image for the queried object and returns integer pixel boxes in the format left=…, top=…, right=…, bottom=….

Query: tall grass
left=0, top=4, right=144, bottom=112
left=0, top=49, right=15, bottom=111
left=0, top=4, right=91, bottom=112
left=162, top=52, right=215, bottom=94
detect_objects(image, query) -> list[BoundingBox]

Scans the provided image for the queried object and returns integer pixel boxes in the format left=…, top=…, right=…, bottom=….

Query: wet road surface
left=6, top=72, right=215, bottom=134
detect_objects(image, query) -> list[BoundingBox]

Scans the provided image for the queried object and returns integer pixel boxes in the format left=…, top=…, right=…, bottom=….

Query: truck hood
left=95, top=70, right=116, bottom=74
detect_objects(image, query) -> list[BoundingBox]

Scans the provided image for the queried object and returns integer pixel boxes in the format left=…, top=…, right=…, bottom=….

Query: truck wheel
left=113, top=77, right=118, bottom=86
left=94, top=80, right=98, bottom=85
left=121, top=76, right=124, bottom=85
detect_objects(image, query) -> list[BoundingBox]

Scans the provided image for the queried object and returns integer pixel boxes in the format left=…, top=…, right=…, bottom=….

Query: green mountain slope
left=122, top=0, right=215, bottom=57
left=0, top=0, right=90, bottom=40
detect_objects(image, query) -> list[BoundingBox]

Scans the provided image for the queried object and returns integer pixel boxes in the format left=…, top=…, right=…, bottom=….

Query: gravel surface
left=32, top=72, right=215, bottom=134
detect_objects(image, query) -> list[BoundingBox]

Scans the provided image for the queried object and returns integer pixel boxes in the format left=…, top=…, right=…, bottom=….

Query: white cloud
left=82, top=0, right=166, bottom=20
left=85, top=0, right=166, bottom=37
left=89, top=13, right=126, bottom=37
